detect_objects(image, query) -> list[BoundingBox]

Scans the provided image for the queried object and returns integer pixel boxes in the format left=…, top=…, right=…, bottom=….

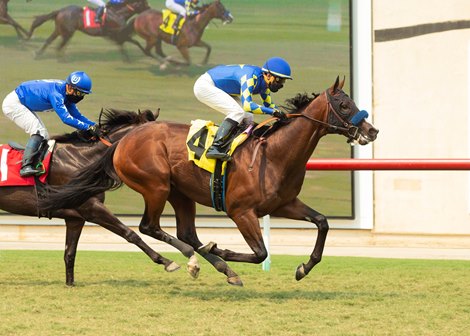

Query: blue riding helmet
left=66, top=71, right=92, bottom=94
left=262, top=57, right=292, bottom=80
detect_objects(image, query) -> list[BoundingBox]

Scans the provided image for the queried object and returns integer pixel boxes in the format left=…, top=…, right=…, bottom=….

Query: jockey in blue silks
left=93, top=0, right=126, bottom=24
left=193, top=57, right=292, bottom=161
left=165, top=0, right=199, bottom=43
left=1, top=71, right=98, bottom=176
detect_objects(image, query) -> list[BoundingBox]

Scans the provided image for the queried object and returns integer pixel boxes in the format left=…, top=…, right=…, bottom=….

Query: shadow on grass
left=172, top=287, right=399, bottom=302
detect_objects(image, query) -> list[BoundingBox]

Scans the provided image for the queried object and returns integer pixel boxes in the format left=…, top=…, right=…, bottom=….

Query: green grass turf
left=0, top=0, right=355, bottom=216
left=0, top=250, right=469, bottom=336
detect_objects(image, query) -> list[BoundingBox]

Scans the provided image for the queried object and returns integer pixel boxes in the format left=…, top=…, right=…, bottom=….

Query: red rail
left=306, top=159, right=470, bottom=171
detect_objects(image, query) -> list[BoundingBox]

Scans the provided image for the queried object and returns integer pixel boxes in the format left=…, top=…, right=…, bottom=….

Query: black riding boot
left=206, top=118, right=238, bottom=161
left=171, top=14, right=183, bottom=44
left=19, top=134, right=44, bottom=177
left=95, top=6, right=105, bottom=24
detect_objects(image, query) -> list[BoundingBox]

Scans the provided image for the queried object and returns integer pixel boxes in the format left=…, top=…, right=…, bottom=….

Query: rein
left=286, top=91, right=361, bottom=141
left=99, top=137, right=112, bottom=147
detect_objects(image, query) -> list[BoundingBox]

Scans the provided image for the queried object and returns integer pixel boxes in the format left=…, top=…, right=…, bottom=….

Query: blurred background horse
left=0, top=0, right=29, bottom=39
left=132, top=0, right=233, bottom=69
left=27, top=0, right=149, bottom=61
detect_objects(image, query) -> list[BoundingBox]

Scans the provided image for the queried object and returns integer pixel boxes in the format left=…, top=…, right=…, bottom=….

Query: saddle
left=0, top=140, right=54, bottom=187
left=186, top=118, right=284, bottom=211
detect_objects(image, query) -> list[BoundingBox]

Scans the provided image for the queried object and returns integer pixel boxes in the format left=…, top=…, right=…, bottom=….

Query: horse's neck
left=265, top=96, right=329, bottom=169
left=190, top=7, right=217, bottom=36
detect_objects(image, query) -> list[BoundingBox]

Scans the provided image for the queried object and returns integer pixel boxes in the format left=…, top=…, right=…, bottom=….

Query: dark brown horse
left=26, top=0, right=149, bottom=61
left=40, top=77, right=379, bottom=286
left=133, top=0, right=233, bottom=69
left=1, top=108, right=199, bottom=286
left=0, top=0, right=29, bottom=39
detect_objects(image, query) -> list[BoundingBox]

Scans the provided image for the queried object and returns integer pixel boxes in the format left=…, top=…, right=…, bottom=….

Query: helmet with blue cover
left=262, top=57, right=292, bottom=80
left=66, top=71, right=92, bottom=94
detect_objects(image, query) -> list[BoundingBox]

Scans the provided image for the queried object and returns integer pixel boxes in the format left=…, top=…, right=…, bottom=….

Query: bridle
left=289, top=90, right=367, bottom=142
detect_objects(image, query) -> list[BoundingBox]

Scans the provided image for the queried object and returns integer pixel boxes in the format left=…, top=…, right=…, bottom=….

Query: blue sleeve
left=240, top=74, right=275, bottom=115
left=67, top=104, right=96, bottom=127
left=50, top=93, right=94, bottom=130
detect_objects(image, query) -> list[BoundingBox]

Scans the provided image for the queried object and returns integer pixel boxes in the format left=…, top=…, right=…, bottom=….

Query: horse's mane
left=282, top=92, right=320, bottom=114
left=51, top=108, right=158, bottom=143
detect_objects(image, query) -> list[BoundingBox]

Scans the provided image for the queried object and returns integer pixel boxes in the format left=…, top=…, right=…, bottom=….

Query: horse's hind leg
left=271, top=197, right=329, bottom=281
left=55, top=33, right=74, bottom=60
left=34, top=30, right=60, bottom=58
left=139, top=203, right=200, bottom=278
left=1, top=15, right=28, bottom=39
left=78, top=198, right=179, bottom=272
left=64, top=218, right=85, bottom=286
left=168, top=189, right=243, bottom=286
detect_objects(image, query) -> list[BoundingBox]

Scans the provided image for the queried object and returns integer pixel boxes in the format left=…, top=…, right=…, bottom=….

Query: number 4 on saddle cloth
left=186, top=120, right=252, bottom=212
left=160, top=10, right=186, bottom=35
left=0, top=141, right=54, bottom=187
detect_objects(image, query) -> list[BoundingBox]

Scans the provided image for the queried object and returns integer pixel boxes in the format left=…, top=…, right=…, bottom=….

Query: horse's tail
left=27, top=10, right=60, bottom=39
left=38, top=143, right=122, bottom=211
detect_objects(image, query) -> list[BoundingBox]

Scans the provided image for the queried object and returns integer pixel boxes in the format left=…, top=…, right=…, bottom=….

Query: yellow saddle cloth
left=160, top=9, right=186, bottom=35
left=186, top=120, right=249, bottom=174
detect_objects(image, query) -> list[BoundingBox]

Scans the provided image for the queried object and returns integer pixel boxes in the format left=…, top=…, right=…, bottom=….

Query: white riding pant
left=165, top=0, right=186, bottom=16
left=193, top=73, right=253, bottom=124
left=88, top=0, right=105, bottom=7
left=2, top=91, right=49, bottom=139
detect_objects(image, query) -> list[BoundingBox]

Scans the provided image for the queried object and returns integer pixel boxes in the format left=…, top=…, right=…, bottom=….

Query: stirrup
left=19, top=165, right=42, bottom=177
left=205, top=150, right=231, bottom=161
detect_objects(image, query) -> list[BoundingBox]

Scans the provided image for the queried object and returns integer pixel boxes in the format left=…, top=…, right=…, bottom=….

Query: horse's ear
left=339, top=76, right=345, bottom=90
left=331, top=76, right=340, bottom=94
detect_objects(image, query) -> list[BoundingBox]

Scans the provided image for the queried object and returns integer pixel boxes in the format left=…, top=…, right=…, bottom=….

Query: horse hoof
left=65, top=282, right=75, bottom=287
left=198, top=241, right=216, bottom=255
left=186, top=255, right=200, bottom=279
left=295, top=263, right=306, bottom=281
left=227, top=276, right=243, bottom=287
left=159, top=63, right=168, bottom=71
left=165, top=261, right=181, bottom=272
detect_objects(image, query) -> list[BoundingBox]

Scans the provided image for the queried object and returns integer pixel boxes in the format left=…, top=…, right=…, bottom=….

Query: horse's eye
left=340, top=102, right=348, bottom=110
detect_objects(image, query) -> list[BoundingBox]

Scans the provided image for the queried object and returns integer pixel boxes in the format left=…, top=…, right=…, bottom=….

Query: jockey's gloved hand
left=272, top=109, right=288, bottom=121
left=87, top=124, right=102, bottom=139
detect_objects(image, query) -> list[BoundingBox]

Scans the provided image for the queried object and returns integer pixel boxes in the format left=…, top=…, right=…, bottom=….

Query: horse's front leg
left=206, top=210, right=268, bottom=264
left=194, top=40, right=211, bottom=65
left=176, top=45, right=191, bottom=65
left=63, top=218, right=85, bottom=286
left=271, top=197, right=329, bottom=281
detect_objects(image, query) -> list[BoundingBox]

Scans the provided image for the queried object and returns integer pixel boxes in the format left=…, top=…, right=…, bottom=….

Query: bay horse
left=26, top=0, right=149, bottom=61
left=0, top=0, right=29, bottom=39
left=1, top=108, right=200, bottom=286
left=132, top=0, right=233, bottom=69
left=39, top=77, right=379, bottom=286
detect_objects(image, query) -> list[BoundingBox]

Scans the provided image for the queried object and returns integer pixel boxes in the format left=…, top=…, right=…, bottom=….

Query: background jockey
left=165, top=0, right=199, bottom=43
left=93, top=0, right=126, bottom=24
left=193, top=56, right=292, bottom=161
left=1, top=71, right=100, bottom=177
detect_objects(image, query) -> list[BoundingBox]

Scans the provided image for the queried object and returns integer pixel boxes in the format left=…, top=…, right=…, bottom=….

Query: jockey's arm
left=184, top=0, right=199, bottom=16
left=51, top=96, right=94, bottom=130
left=240, top=74, right=275, bottom=115
left=260, top=91, right=278, bottom=110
